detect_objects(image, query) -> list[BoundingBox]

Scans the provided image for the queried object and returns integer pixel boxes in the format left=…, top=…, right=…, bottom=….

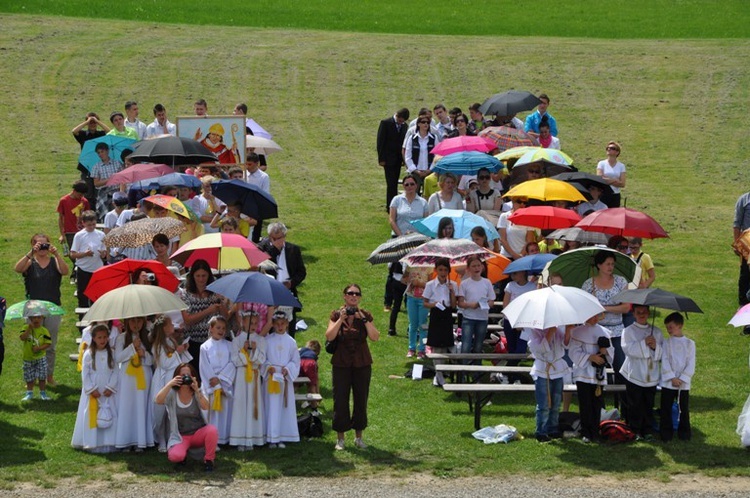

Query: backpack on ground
left=599, top=420, right=636, bottom=443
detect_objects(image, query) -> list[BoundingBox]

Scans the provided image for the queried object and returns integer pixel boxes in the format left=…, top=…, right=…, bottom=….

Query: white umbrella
left=502, top=285, right=605, bottom=329
left=83, top=284, right=187, bottom=322
left=245, top=135, right=282, bottom=155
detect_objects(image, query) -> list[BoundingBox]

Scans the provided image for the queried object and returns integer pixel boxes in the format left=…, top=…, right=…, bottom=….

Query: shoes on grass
left=334, top=439, right=345, bottom=451
left=354, top=438, right=367, bottom=449
left=406, top=350, right=415, bottom=358
left=22, top=392, right=33, bottom=401
left=204, top=460, right=214, bottom=472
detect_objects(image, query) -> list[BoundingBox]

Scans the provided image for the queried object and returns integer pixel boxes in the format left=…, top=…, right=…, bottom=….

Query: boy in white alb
left=199, top=316, right=236, bottom=445
left=264, top=311, right=300, bottom=448
left=659, top=312, right=695, bottom=442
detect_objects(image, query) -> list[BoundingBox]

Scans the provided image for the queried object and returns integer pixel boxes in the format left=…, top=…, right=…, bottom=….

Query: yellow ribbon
left=89, top=395, right=99, bottom=429
left=125, top=353, right=146, bottom=390
left=77, top=342, right=88, bottom=373
left=241, top=349, right=254, bottom=383
left=212, top=388, right=223, bottom=412
left=268, top=377, right=281, bottom=394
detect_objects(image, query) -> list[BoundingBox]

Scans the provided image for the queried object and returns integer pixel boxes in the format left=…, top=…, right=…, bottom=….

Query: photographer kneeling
left=155, top=363, right=218, bottom=471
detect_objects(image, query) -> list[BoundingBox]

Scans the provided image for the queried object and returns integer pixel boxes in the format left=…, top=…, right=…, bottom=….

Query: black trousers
left=332, top=365, right=371, bottom=433
left=625, top=380, right=656, bottom=436
left=576, top=382, right=605, bottom=439
left=602, top=191, right=621, bottom=208
left=739, top=260, right=750, bottom=306
left=76, top=268, right=94, bottom=308
left=388, top=279, right=407, bottom=333
left=383, top=164, right=402, bottom=211
left=660, top=387, right=691, bottom=441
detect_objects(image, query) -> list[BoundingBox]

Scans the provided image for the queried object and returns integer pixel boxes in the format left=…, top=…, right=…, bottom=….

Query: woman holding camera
left=14, top=233, right=70, bottom=386
left=155, top=362, right=218, bottom=471
left=324, top=284, right=380, bottom=451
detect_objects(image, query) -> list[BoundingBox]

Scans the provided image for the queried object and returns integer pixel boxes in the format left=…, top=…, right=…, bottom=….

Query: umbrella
left=246, top=118, right=272, bottom=139
left=495, top=146, right=543, bottom=162
left=448, top=251, right=511, bottom=284
left=430, top=151, right=503, bottom=176
left=479, top=126, right=536, bottom=153
left=547, top=227, right=610, bottom=245
left=729, top=303, right=750, bottom=327
left=504, top=178, right=587, bottom=203
left=576, top=207, right=669, bottom=239
left=171, top=232, right=270, bottom=271
left=367, top=233, right=430, bottom=265
left=540, top=246, right=641, bottom=289
left=502, top=285, right=605, bottom=329
left=516, top=148, right=573, bottom=167
left=478, top=90, right=541, bottom=116
left=130, top=172, right=203, bottom=191
left=82, top=284, right=187, bottom=322
left=103, top=217, right=185, bottom=248
left=509, top=161, right=574, bottom=183
left=410, top=209, right=500, bottom=242
left=551, top=172, right=612, bottom=194
left=104, top=163, right=174, bottom=186
left=210, top=180, right=278, bottom=221
left=207, top=271, right=301, bottom=308
left=6, top=300, right=65, bottom=320
left=503, top=253, right=557, bottom=275
left=245, top=135, right=282, bottom=156
left=142, top=194, right=199, bottom=222
left=129, top=136, right=218, bottom=166
left=430, top=136, right=498, bottom=157
left=400, top=238, right=490, bottom=267
left=508, top=206, right=582, bottom=230
left=613, top=288, right=703, bottom=314
left=84, top=259, right=181, bottom=302
left=78, top=135, right=137, bottom=172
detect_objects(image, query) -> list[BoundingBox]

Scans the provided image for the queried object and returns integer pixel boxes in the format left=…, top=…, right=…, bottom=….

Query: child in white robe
left=264, top=311, right=300, bottom=448
left=229, top=312, right=267, bottom=450
left=659, top=312, right=695, bottom=442
left=200, top=316, right=236, bottom=445
left=72, top=325, right=119, bottom=453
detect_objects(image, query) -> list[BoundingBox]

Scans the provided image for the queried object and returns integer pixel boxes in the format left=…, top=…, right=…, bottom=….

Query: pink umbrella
left=575, top=207, right=668, bottom=239
left=729, top=303, right=750, bottom=327
left=431, top=136, right=498, bottom=156
left=508, top=206, right=582, bottom=230
left=105, top=163, right=174, bottom=186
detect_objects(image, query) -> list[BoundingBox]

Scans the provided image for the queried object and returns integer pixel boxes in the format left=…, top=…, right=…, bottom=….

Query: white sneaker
left=268, top=443, right=277, bottom=449
left=354, top=438, right=367, bottom=449
left=237, top=445, right=247, bottom=452
left=277, top=442, right=286, bottom=449
left=334, top=439, right=345, bottom=451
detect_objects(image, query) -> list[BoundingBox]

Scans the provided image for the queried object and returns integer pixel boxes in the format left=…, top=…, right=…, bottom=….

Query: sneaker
left=40, top=392, right=51, bottom=401
left=22, top=392, right=33, bottom=401
left=384, top=306, right=392, bottom=313
left=204, top=460, right=214, bottom=472
left=334, top=439, right=345, bottom=451
left=388, top=329, right=397, bottom=336
left=237, top=445, right=247, bottom=452
left=158, top=446, right=167, bottom=453
left=581, top=436, right=591, bottom=444
left=417, top=351, right=426, bottom=360
left=536, top=434, right=551, bottom=443
left=354, top=438, right=367, bottom=449
left=277, top=442, right=286, bottom=449
left=406, top=350, right=415, bottom=358
left=268, top=443, right=278, bottom=449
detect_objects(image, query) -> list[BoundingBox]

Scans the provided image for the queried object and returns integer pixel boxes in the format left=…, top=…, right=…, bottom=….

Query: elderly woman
left=325, top=284, right=380, bottom=451
left=426, top=173, right=463, bottom=215
left=596, top=141, right=626, bottom=208
left=155, top=363, right=218, bottom=471
left=14, top=233, right=69, bottom=386
left=180, top=259, right=228, bottom=369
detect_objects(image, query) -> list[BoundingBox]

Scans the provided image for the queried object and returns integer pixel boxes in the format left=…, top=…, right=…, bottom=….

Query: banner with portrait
left=177, top=116, right=246, bottom=166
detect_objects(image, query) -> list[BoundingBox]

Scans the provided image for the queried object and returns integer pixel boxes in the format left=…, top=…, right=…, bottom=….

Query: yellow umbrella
left=504, top=178, right=586, bottom=202
left=495, top=146, right=574, bottom=164
left=143, top=194, right=200, bottom=223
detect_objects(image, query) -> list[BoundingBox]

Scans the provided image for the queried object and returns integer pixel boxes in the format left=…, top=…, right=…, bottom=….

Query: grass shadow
left=0, top=419, right=46, bottom=466
left=690, top=395, right=735, bottom=413
left=556, top=439, right=662, bottom=472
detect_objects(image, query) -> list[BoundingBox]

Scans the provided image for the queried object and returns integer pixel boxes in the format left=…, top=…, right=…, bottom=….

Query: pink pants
left=167, top=424, right=218, bottom=463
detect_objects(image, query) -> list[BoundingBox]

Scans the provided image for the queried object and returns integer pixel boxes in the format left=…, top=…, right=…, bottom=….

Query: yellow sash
left=125, top=353, right=146, bottom=390
left=241, top=349, right=254, bottom=382
left=212, top=388, right=223, bottom=411
left=77, top=342, right=88, bottom=373
left=89, top=395, right=99, bottom=429
left=268, top=377, right=281, bottom=394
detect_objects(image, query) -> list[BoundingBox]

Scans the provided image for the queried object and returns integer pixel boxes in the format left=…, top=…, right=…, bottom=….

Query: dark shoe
left=536, top=434, right=551, bottom=443
left=743, top=325, right=750, bottom=335
left=388, top=329, right=397, bottom=336
left=549, top=432, right=564, bottom=440
left=204, top=460, right=214, bottom=472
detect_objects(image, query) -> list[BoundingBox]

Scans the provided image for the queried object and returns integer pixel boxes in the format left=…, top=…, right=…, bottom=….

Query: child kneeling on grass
left=659, top=312, right=695, bottom=442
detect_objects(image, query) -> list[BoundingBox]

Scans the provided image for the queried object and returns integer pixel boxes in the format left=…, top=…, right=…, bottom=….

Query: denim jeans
left=406, top=295, right=428, bottom=352
left=460, top=318, right=488, bottom=355
left=535, top=376, right=563, bottom=436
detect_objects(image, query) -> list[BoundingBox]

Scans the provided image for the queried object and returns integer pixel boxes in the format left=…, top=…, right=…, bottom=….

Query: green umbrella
left=540, top=246, right=641, bottom=289
left=6, top=300, right=65, bottom=320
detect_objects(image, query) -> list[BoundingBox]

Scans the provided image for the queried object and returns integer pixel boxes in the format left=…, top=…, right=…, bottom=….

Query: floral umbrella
left=103, top=217, right=185, bottom=248
left=400, top=238, right=491, bottom=267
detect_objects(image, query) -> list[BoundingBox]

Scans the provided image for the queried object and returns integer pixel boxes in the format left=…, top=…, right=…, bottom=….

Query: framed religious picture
left=176, top=115, right=246, bottom=166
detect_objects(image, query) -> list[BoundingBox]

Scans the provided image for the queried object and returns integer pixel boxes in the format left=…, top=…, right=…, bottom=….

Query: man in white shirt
left=145, top=103, right=176, bottom=138
left=123, top=101, right=147, bottom=140
left=70, top=210, right=106, bottom=307
left=433, top=104, right=454, bottom=139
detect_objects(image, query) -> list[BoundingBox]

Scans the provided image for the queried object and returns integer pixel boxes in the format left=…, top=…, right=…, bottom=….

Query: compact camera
left=39, top=243, right=50, bottom=250
left=181, top=374, right=193, bottom=386
left=345, top=306, right=358, bottom=316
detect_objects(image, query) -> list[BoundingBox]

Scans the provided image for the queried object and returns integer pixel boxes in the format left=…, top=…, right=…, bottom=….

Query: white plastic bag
left=472, top=424, right=518, bottom=444
left=736, top=393, right=750, bottom=448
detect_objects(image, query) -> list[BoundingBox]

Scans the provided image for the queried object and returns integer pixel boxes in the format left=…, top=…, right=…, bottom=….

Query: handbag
left=325, top=335, right=338, bottom=354
left=97, top=397, right=114, bottom=429
left=297, top=412, right=323, bottom=438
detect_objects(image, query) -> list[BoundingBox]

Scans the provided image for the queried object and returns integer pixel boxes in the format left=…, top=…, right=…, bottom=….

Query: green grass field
left=1, top=7, right=750, bottom=489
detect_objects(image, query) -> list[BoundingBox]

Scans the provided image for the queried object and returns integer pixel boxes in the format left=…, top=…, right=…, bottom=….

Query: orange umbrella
left=437, top=251, right=511, bottom=284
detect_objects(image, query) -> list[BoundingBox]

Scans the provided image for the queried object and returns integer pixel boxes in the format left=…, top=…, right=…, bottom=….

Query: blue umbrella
left=410, top=209, right=500, bottom=242
left=78, top=135, right=137, bottom=172
left=503, top=253, right=557, bottom=275
left=211, top=179, right=278, bottom=220
left=430, top=151, right=503, bottom=175
left=206, top=271, right=301, bottom=308
left=129, top=172, right=202, bottom=191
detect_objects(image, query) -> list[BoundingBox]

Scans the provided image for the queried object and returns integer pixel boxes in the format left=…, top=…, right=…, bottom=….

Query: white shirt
left=457, top=277, right=495, bottom=321
left=245, top=168, right=271, bottom=193
left=596, top=160, right=626, bottom=194
left=146, top=119, right=176, bottom=138
left=620, top=322, right=663, bottom=387
left=660, top=335, right=695, bottom=391
left=124, top=118, right=148, bottom=140
left=190, top=195, right=226, bottom=234
left=528, top=327, right=570, bottom=380
left=275, top=245, right=290, bottom=283
left=422, top=278, right=457, bottom=307
left=71, top=229, right=106, bottom=272
left=405, top=133, right=437, bottom=173
left=569, top=324, right=614, bottom=385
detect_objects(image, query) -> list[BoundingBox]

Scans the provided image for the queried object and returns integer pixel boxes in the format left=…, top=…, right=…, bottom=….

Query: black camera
left=345, top=306, right=358, bottom=316
left=145, top=273, right=156, bottom=282
left=40, top=243, right=50, bottom=250
left=181, top=374, right=193, bottom=386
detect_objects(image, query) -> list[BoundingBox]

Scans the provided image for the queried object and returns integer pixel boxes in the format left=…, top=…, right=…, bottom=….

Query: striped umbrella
left=171, top=232, right=270, bottom=271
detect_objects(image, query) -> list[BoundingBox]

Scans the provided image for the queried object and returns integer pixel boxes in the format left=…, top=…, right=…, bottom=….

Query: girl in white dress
left=114, top=316, right=154, bottom=450
left=150, top=315, right=192, bottom=451
left=199, top=316, right=236, bottom=445
left=229, top=312, right=268, bottom=450
left=264, top=311, right=300, bottom=448
left=72, top=325, right=119, bottom=453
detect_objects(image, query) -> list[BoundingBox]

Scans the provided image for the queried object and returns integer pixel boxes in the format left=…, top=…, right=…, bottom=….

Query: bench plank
left=427, top=353, right=531, bottom=361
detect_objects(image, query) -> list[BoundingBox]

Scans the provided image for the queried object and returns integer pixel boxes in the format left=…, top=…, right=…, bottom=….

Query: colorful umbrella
left=431, top=136, right=498, bottom=157
left=78, top=135, right=137, bottom=172
left=142, top=194, right=199, bottom=223
left=84, top=259, right=181, bottom=302
left=447, top=251, right=511, bottom=284
left=103, top=217, right=185, bottom=248
left=729, top=303, right=750, bottom=327
left=478, top=90, right=541, bottom=116
left=495, top=146, right=542, bottom=162
left=540, top=246, right=641, bottom=289
left=576, top=207, right=669, bottom=239
left=503, top=285, right=605, bottom=329
left=614, top=288, right=703, bottom=313
left=504, top=178, right=587, bottom=203
left=129, top=136, right=218, bottom=166
left=82, top=284, right=187, bottom=322
left=508, top=206, right=582, bottom=230
left=479, top=126, right=536, bottom=153
left=104, top=163, right=174, bottom=186
left=503, top=253, right=557, bottom=275
left=547, top=227, right=610, bottom=245
left=171, top=232, right=270, bottom=271
left=6, top=300, right=65, bottom=320
left=367, top=233, right=430, bottom=265
left=207, top=271, right=301, bottom=308
left=130, top=172, right=202, bottom=191
left=515, top=148, right=573, bottom=167
left=400, top=238, right=491, bottom=267
left=210, top=180, right=278, bottom=221
left=410, top=209, right=500, bottom=242
left=245, top=135, right=282, bottom=156
left=430, top=151, right=503, bottom=175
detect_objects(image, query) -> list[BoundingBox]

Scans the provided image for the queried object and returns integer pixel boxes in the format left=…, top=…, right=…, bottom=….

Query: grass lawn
left=1, top=12, right=750, bottom=488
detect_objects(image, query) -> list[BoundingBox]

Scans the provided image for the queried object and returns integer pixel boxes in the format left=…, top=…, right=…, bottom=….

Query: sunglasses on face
left=607, top=146, right=619, bottom=151
left=418, top=121, right=430, bottom=125
left=345, top=291, right=362, bottom=296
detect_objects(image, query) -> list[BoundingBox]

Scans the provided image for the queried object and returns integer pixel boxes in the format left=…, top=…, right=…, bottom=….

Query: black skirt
left=427, top=307, right=455, bottom=348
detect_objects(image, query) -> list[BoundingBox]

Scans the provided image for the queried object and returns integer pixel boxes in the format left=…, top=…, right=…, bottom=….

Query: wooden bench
left=427, top=353, right=531, bottom=361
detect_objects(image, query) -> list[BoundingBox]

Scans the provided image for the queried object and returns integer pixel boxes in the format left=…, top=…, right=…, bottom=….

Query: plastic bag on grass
left=472, top=424, right=518, bottom=444
left=737, top=393, right=750, bottom=447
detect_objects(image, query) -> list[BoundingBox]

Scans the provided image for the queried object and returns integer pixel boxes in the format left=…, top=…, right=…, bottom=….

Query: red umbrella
left=508, top=206, right=582, bottom=230
left=84, top=259, right=180, bottom=302
left=171, top=232, right=269, bottom=271
left=105, top=163, right=174, bottom=186
left=575, top=207, right=668, bottom=239
left=479, top=126, right=537, bottom=152
left=431, top=136, right=498, bottom=156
